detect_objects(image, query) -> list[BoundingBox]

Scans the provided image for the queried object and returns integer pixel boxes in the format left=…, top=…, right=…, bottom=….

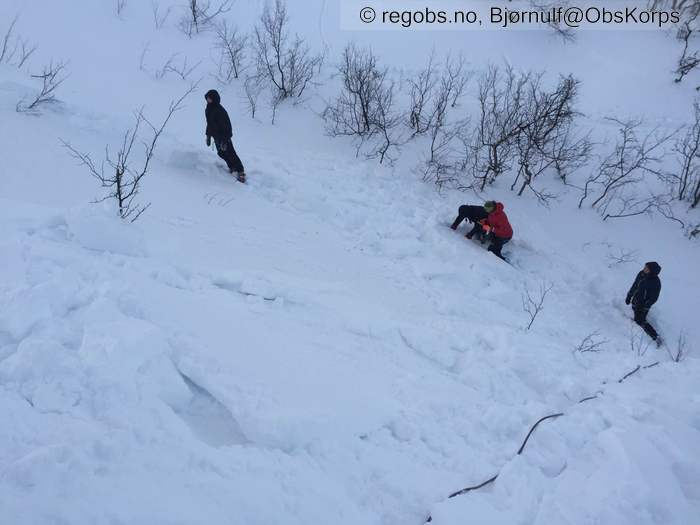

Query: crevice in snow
left=172, top=371, right=248, bottom=448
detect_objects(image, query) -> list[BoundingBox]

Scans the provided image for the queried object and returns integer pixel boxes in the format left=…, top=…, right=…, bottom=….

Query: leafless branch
left=629, top=324, right=653, bottom=357
left=243, top=74, right=262, bottom=119
left=214, top=20, right=248, bottom=83
left=673, top=10, right=700, bottom=83
left=154, top=54, right=201, bottom=81
left=574, top=331, right=609, bottom=353
left=469, top=64, right=530, bottom=190
left=666, top=330, right=690, bottom=362
left=323, top=43, right=402, bottom=164
left=115, top=0, right=127, bottom=18
left=530, top=0, right=576, bottom=41
left=16, top=60, right=69, bottom=113
left=61, top=83, right=198, bottom=221
left=179, top=0, right=232, bottom=37
left=510, top=74, right=591, bottom=197
left=606, top=247, right=638, bottom=267
left=252, top=0, right=323, bottom=101
left=0, top=14, right=19, bottom=64
left=522, top=281, right=554, bottom=330
left=14, top=37, right=37, bottom=69
left=579, top=118, right=675, bottom=218
left=671, top=99, right=700, bottom=207
left=151, top=0, right=173, bottom=29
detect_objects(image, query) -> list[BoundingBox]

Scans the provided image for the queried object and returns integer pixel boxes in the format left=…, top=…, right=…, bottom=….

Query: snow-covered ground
left=1, top=1, right=699, bottom=524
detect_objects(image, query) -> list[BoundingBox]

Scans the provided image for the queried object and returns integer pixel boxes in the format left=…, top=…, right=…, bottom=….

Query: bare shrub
left=61, top=85, right=197, bottom=221
left=243, top=74, right=262, bottom=119
left=522, top=281, right=554, bottom=330
left=151, top=1, right=174, bottom=29
left=179, top=0, right=232, bottom=37
left=578, top=118, right=675, bottom=219
left=509, top=74, right=591, bottom=203
left=214, top=20, right=247, bottom=83
left=115, top=0, right=127, bottom=18
left=155, top=54, right=201, bottom=81
left=0, top=14, right=18, bottom=64
left=407, top=52, right=439, bottom=136
left=139, top=42, right=151, bottom=72
left=1, top=14, right=37, bottom=69
left=467, top=66, right=589, bottom=198
left=323, top=43, right=402, bottom=163
left=669, top=99, right=700, bottom=207
left=469, top=64, right=530, bottom=190
left=414, top=56, right=472, bottom=188
left=649, top=0, right=700, bottom=16
left=649, top=1, right=700, bottom=83
left=252, top=0, right=323, bottom=101
left=606, top=248, right=638, bottom=267
left=666, top=330, right=690, bottom=362
left=574, top=331, right=608, bottom=353
left=629, top=325, right=652, bottom=357
left=15, top=37, right=37, bottom=69
left=529, top=1, right=576, bottom=41
left=675, top=11, right=700, bottom=83
left=16, top=60, right=69, bottom=113
left=408, top=54, right=470, bottom=136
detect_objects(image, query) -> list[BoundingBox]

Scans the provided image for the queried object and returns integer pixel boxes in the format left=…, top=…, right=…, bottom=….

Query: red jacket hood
left=485, top=202, right=512, bottom=239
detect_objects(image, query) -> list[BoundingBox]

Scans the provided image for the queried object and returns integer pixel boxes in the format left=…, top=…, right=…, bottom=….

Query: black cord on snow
left=516, top=413, right=565, bottom=454
left=578, top=394, right=599, bottom=404
left=424, top=413, right=563, bottom=522
left=424, top=361, right=662, bottom=524
left=618, top=365, right=641, bottom=383
left=447, top=474, right=499, bottom=499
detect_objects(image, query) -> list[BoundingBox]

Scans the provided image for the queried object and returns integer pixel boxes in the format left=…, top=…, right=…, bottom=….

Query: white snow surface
left=1, top=1, right=699, bottom=524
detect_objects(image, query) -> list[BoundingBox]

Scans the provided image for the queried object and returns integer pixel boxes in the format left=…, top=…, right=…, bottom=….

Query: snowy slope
left=1, top=1, right=699, bottom=524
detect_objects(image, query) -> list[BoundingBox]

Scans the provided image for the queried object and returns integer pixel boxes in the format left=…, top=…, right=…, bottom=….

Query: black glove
left=206, top=136, right=211, bottom=147
left=625, top=296, right=631, bottom=305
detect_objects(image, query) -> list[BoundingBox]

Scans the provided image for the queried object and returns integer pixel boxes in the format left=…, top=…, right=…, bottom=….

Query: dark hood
left=205, top=89, right=221, bottom=104
left=645, top=261, right=661, bottom=276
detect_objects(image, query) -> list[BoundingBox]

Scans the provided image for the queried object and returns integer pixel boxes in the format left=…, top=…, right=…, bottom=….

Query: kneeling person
left=450, top=204, right=489, bottom=233
left=467, top=201, right=513, bottom=259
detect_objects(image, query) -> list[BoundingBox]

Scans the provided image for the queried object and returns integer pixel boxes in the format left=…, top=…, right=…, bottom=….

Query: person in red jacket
left=466, top=201, right=513, bottom=259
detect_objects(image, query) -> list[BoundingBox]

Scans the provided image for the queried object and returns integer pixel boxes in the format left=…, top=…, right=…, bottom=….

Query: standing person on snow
left=205, top=89, right=246, bottom=183
left=465, top=201, right=513, bottom=260
left=626, top=262, right=663, bottom=346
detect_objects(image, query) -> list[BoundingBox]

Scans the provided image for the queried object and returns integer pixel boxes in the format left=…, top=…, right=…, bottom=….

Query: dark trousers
left=216, top=138, right=244, bottom=173
left=467, top=223, right=511, bottom=259
left=487, top=235, right=510, bottom=259
left=633, top=308, right=658, bottom=340
left=451, top=205, right=488, bottom=230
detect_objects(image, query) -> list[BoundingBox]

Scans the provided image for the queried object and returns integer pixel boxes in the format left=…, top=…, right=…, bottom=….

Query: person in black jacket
left=450, top=205, right=489, bottom=238
left=626, top=261, right=662, bottom=346
left=205, top=89, right=246, bottom=183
